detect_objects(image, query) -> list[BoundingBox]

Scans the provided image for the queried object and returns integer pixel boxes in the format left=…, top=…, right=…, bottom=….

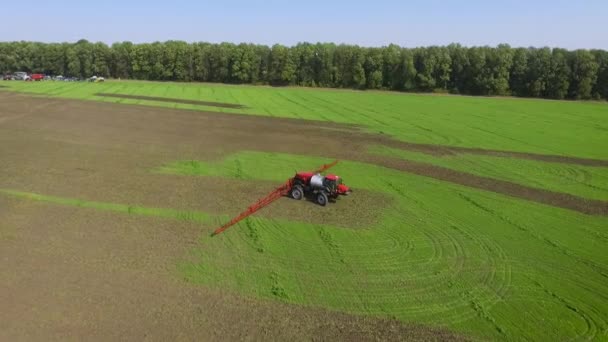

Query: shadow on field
left=95, top=93, right=247, bottom=109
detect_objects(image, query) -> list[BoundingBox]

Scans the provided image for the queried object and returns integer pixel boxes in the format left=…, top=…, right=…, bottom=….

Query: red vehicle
left=31, top=74, right=44, bottom=81
left=212, top=161, right=351, bottom=236
left=290, top=171, right=351, bottom=206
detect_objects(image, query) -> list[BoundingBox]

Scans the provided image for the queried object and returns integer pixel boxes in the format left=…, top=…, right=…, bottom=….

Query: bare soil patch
left=96, top=92, right=247, bottom=109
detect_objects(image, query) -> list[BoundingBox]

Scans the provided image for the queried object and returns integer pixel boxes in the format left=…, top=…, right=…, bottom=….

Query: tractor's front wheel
left=316, top=192, right=328, bottom=206
left=291, top=185, right=304, bottom=200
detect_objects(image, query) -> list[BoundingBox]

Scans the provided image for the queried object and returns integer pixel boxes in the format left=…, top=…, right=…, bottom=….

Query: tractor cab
left=324, top=174, right=351, bottom=195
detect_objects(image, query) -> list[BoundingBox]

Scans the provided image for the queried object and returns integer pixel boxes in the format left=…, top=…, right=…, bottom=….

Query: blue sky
left=1, top=0, right=606, bottom=49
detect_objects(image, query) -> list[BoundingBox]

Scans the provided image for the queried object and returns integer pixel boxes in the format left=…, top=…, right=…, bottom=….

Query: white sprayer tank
left=310, top=174, right=325, bottom=188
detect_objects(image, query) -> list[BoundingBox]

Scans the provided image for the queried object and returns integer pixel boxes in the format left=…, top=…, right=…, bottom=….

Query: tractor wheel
left=291, top=185, right=304, bottom=200
left=316, top=192, right=328, bottom=206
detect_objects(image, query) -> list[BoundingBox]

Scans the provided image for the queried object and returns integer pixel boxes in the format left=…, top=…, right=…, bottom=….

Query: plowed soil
left=0, top=92, right=468, bottom=341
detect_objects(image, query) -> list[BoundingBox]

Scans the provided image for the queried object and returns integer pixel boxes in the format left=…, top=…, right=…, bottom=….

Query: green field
left=2, top=80, right=608, bottom=340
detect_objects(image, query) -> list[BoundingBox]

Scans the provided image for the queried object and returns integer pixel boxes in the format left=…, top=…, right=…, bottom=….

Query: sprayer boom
left=212, top=160, right=339, bottom=236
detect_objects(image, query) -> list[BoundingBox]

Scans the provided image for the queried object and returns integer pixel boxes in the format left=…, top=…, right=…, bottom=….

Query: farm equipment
left=212, top=160, right=351, bottom=236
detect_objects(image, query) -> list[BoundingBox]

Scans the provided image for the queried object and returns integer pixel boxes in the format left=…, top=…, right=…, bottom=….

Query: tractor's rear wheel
left=291, top=185, right=304, bottom=200
left=316, top=192, right=328, bottom=206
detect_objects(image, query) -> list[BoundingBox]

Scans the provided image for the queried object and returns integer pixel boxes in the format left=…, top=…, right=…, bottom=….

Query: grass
left=0, top=189, right=211, bottom=223
left=2, top=80, right=608, bottom=340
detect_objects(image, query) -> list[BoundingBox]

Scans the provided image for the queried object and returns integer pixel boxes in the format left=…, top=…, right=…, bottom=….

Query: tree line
left=1, top=40, right=607, bottom=100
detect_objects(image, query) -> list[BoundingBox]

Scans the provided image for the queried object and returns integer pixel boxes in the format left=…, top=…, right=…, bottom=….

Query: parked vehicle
left=3, top=74, right=13, bottom=80
left=13, top=71, right=28, bottom=80
left=31, top=74, right=44, bottom=81
left=88, top=75, right=105, bottom=82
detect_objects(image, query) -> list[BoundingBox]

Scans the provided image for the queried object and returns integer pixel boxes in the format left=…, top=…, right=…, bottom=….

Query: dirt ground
left=0, top=92, right=468, bottom=341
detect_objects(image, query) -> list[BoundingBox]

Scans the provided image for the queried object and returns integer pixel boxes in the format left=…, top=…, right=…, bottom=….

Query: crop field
left=1, top=80, right=607, bottom=340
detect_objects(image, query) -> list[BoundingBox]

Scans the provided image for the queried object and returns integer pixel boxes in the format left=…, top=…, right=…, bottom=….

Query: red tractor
left=290, top=172, right=351, bottom=206
left=212, top=160, right=351, bottom=236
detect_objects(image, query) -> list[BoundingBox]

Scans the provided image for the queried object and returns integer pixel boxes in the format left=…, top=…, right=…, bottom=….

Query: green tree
left=91, top=42, right=110, bottom=77
left=231, top=43, right=261, bottom=83
left=448, top=44, right=469, bottom=93
left=568, top=50, right=599, bottom=99
left=433, top=47, right=452, bottom=90
left=526, top=48, right=552, bottom=97
left=465, top=47, right=487, bottom=94
left=363, top=48, right=384, bottom=89
left=111, top=41, right=133, bottom=79
left=254, top=45, right=271, bottom=85
left=71, top=39, right=94, bottom=77
left=382, top=44, right=403, bottom=90
left=269, top=44, right=296, bottom=85
left=546, top=48, right=570, bottom=99
left=592, top=50, right=608, bottom=100
left=486, top=44, right=513, bottom=95
left=510, top=48, right=529, bottom=97
left=401, top=49, right=417, bottom=91
left=130, top=43, right=152, bottom=79
left=292, top=43, right=315, bottom=86
left=414, top=47, right=438, bottom=91
left=66, top=47, right=81, bottom=77
left=309, top=43, right=335, bottom=87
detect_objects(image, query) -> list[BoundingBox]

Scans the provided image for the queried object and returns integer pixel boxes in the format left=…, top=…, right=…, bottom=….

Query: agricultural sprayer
left=212, top=160, right=351, bottom=236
